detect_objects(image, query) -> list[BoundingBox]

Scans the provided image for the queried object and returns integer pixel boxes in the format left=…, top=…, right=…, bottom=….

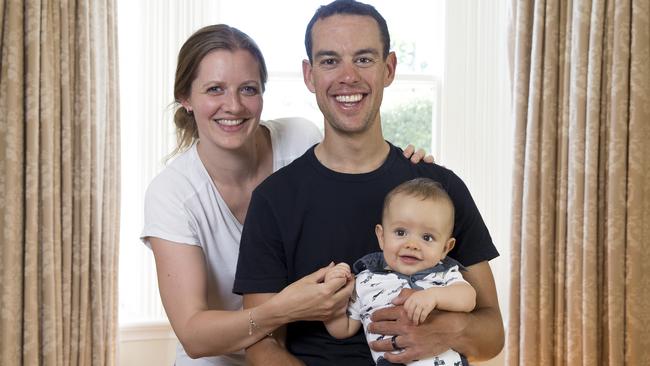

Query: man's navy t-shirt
left=233, top=143, right=498, bottom=365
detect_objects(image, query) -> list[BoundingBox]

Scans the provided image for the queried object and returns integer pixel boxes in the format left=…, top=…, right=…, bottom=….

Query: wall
left=119, top=322, right=177, bottom=366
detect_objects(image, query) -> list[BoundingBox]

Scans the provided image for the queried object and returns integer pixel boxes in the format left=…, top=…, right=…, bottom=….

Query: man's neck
left=314, top=128, right=390, bottom=174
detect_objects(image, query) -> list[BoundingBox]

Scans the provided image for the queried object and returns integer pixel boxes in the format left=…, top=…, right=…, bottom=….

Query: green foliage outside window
left=382, top=98, right=433, bottom=152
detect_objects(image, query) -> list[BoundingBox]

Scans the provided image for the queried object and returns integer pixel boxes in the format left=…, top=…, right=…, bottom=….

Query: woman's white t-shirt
left=141, top=118, right=322, bottom=366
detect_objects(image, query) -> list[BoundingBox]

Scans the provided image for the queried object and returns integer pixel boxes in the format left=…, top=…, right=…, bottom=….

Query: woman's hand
left=271, top=263, right=354, bottom=322
left=402, top=144, right=435, bottom=164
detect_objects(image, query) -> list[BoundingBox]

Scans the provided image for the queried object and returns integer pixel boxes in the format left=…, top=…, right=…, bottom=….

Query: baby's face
left=376, top=194, right=455, bottom=275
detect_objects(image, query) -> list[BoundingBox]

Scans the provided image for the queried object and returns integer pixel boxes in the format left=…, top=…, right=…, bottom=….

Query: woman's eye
left=207, top=86, right=223, bottom=94
left=241, top=86, right=259, bottom=96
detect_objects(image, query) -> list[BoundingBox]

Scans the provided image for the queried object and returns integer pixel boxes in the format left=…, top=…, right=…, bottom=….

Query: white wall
left=119, top=322, right=177, bottom=366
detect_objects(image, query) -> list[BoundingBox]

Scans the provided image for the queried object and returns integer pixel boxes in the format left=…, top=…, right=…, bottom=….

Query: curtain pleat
left=507, top=0, right=650, bottom=365
left=1, top=0, right=26, bottom=362
left=0, top=0, right=120, bottom=364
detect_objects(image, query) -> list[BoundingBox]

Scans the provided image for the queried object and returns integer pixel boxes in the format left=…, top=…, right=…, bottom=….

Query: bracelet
left=248, top=311, right=273, bottom=337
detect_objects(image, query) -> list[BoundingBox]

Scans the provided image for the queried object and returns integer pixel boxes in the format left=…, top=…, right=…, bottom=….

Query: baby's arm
left=324, top=311, right=362, bottom=339
left=404, top=281, right=476, bottom=325
left=323, top=263, right=362, bottom=339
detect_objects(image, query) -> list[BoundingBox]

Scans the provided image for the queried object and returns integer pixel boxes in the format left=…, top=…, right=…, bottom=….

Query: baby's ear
left=444, top=237, right=456, bottom=254
left=375, top=224, right=385, bottom=250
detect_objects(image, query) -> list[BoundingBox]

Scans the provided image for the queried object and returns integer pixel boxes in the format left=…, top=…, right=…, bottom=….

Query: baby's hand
left=403, top=290, right=437, bottom=325
left=324, top=262, right=352, bottom=283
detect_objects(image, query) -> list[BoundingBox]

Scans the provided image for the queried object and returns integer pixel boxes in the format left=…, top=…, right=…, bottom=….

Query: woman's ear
left=375, top=224, right=385, bottom=250
left=180, top=98, right=193, bottom=114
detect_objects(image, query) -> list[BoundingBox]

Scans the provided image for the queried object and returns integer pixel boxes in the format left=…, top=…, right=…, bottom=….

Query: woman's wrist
left=252, top=296, right=292, bottom=333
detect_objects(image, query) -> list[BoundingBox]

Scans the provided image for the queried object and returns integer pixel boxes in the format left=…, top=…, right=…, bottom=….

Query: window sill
left=119, top=320, right=177, bottom=342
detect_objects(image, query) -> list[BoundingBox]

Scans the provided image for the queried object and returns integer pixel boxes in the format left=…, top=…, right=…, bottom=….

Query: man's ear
left=383, top=51, right=397, bottom=87
left=444, top=237, right=456, bottom=255
left=302, top=59, right=316, bottom=93
left=375, top=224, right=385, bottom=250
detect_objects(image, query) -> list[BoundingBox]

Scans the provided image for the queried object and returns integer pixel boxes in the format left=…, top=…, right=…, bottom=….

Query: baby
left=324, top=178, right=476, bottom=366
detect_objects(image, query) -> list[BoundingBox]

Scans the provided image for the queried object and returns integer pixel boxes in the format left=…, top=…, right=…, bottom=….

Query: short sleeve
left=443, top=171, right=499, bottom=266
left=233, top=190, right=289, bottom=294
left=442, top=265, right=469, bottom=286
left=140, top=174, right=199, bottom=247
left=347, top=290, right=362, bottom=321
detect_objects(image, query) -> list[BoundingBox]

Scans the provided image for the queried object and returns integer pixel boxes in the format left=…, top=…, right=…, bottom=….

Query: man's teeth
left=215, top=119, right=244, bottom=126
left=336, top=94, right=362, bottom=103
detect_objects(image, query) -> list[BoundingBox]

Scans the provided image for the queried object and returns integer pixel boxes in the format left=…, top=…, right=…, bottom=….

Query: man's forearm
left=451, top=306, right=504, bottom=361
left=245, top=336, right=304, bottom=366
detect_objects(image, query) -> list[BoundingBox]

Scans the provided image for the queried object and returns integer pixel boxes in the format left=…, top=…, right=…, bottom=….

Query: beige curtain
left=507, top=0, right=650, bottom=365
left=0, top=0, right=120, bottom=365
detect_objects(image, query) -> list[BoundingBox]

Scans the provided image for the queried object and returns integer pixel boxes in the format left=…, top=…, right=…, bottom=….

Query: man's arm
left=367, top=261, right=504, bottom=363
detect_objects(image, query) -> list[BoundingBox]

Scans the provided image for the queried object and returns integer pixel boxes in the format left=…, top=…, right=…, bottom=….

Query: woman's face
left=182, top=49, right=264, bottom=152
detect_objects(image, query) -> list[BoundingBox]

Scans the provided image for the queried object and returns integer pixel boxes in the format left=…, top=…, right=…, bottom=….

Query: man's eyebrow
left=314, top=50, right=340, bottom=59
left=355, top=48, right=380, bottom=57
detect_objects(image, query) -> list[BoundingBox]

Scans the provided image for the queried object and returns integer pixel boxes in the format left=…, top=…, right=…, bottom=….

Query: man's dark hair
left=304, top=0, right=391, bottom=63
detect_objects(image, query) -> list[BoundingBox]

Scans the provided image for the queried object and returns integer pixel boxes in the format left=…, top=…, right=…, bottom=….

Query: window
left=118, top=0, right=511, bottom=326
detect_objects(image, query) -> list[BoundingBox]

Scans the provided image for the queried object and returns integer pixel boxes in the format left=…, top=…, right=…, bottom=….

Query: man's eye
left=320, top=58, right=337, bottom=66
left=356, top=57, right=375, bottom=66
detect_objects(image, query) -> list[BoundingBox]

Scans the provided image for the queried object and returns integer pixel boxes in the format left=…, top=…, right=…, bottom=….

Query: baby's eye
left=395, top=229, right=406, bottom=237
left=241, top=86, right=259, bottom=96
left=422, top=234, right=434, bottom=242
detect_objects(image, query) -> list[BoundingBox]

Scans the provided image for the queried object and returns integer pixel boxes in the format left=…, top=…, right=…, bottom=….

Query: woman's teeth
left=215, top=119, right=244, bottom=126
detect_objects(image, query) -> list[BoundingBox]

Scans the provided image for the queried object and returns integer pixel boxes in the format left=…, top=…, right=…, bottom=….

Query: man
left=233, top=1, right=504, bottom=365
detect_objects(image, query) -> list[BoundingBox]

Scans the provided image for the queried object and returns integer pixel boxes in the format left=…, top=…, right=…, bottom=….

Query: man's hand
left=367, top=288, right=470, bottom=364
left=368, top=262, right=504, bottom=363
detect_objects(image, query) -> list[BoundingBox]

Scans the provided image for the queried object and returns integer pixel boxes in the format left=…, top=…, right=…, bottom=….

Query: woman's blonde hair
left=169, top=24, right=268, bottom=158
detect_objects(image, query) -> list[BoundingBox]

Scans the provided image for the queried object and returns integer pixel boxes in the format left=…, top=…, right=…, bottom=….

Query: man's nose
left=338, top=61, right=361, bottom=84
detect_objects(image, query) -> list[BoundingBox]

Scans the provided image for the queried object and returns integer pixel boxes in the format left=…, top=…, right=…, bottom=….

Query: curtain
left=0, top=0, right=120, bottom=365
left=508, top=0, right=650, bottom=365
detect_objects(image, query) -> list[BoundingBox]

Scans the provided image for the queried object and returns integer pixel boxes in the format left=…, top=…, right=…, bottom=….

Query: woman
left=141, top=24, right=429, bottom=366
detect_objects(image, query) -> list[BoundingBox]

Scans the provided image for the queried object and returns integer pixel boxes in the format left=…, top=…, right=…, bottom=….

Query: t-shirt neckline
left=306, top=141, right=399, bottom=182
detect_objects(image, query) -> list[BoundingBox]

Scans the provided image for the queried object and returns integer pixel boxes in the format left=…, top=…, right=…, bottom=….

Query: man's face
left=302, top=14, right=396, bottom=136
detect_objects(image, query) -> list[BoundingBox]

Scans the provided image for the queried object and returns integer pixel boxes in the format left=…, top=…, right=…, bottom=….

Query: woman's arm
left=150, top=237, right=283, bottom=358
left=152, top=237, right=356, bottom=359
left=242, top=270, right=355, bottom=365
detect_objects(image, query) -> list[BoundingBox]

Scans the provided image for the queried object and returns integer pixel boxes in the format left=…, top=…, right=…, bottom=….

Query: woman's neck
left=196, top=127, right=272, bottom=187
